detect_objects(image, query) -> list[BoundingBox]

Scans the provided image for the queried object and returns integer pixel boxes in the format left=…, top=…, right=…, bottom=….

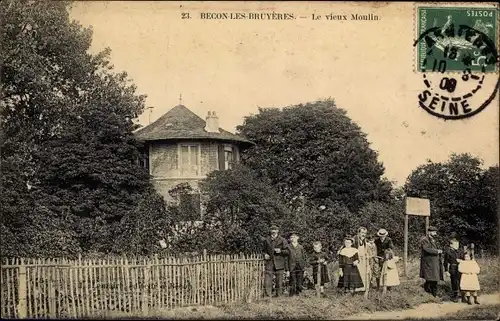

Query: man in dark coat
left=287, top=231, right=307, bottom=296
left=420, top=226, right=444, bottom=297
left=263, top=225, right=290, bottom=297
left=374, top=228, right=394, bottom=287
left=444, top=237, right=465, bottom=302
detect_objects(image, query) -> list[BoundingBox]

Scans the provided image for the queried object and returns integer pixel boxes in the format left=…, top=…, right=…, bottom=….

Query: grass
left=407, top=304, right=500, bottom=320
left=89, top=256, right=500, bottom=320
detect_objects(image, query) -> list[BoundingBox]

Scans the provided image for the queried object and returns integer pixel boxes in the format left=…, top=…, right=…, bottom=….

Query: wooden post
left=405, top=197, right=431, bottom=279
left=316, top=263, right=321, bottom=297
left=142, top=262, right=150, bottom=317
left=382, top=262, right=388, bottom=296
left=203, top=250, right=208, bottom=305
left=403, top=214, right=409, bottom=277
left=364, top=252, right=370, bottom=299
left=470, top=243, right=475, bottom=260
left=49, top=261, right=56, bottom=318
left=17, top=259, right=27, bottom=319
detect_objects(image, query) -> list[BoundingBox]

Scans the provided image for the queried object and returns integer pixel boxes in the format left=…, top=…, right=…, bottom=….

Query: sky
left=70, top=1, right=499, bottom=186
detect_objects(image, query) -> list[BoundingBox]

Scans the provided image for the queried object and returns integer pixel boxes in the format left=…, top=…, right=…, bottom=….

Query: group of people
left=262, top=225, right=398, bottom=297
left=262, top=224, right=482, bottom=304
left=420, top=226, right=482, bottom=305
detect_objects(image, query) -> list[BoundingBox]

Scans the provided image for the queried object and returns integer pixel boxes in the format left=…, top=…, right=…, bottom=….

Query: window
left=224, top=146, right=233, bottom=170
left=218, top=144, right=237, bottom=170
left=179, top=144, right=200, bottom=176
left=139, top=151, right=149, bottom=172
left=136, top=147, right=149, bottom=173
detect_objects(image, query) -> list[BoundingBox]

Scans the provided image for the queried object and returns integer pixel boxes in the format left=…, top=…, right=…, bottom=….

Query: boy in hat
left=262, top=225, right=290, bottom=297
left=374, top=229, right=394, bottom=289
left=288, top=231, right=306, bottom=296
left=444, top=237, right=465, bottom=302
left=374, top=229, right=394, bottom=258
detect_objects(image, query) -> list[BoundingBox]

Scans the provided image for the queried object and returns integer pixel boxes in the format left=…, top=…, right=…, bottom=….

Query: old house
left=134, top=104, right=253, bottom=219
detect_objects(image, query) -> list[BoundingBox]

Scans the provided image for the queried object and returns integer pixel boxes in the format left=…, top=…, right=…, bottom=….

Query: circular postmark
left=414, top=12, right=499, bottom=120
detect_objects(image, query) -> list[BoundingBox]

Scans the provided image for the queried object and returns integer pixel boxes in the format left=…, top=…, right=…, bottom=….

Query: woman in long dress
left=353, top=227, right=370, bottom=292
left=338, top=236, right=364, bottom=295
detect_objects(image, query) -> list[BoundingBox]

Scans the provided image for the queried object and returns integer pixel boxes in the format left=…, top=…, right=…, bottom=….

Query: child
left=288, top=231, right=306, bottom=296
left=443, top=237, right=465, bottom=302
left=458, top=252, right=481, bottom=305
left=338, top=236, right=364, bottom=295
left=366, top=235, right=380, bottom=289
left=379, top=249, right=400, bottom=290
left=310, top=241, right=330, bottom=297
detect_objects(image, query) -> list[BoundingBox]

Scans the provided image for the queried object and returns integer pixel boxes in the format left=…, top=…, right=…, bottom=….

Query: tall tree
left=1, top=0, right=168, bottom=256
left=404, top=154, right=498, bottom=252
left=480, top=165, right=499, bottom=255
left=237, top=99, right=391, bottom=212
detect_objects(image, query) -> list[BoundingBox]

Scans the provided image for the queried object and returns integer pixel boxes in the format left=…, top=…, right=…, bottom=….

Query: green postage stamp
left=416, top=6, right=498, bottom=72
left=414, top=3, right=499, bottom=120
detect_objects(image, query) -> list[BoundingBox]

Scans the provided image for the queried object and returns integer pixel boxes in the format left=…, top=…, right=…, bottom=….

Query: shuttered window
left=179, top=144, right=200, bottom=176
left=225, top=146, right=234, bottom=170
left=218, top=144, right=235, bottom=170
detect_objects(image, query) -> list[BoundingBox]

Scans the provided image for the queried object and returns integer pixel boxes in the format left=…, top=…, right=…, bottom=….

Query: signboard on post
left=403, top=197, right=431, bottom=277
left=406, top=197, right=431, bottom=216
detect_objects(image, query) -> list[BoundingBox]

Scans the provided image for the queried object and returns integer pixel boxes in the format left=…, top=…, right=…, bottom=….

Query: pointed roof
left=134, top=105, right=253, bottom=145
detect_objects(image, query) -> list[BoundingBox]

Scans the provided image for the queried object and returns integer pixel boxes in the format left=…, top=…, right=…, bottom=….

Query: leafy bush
left=167, top=165, right=291, bottom=254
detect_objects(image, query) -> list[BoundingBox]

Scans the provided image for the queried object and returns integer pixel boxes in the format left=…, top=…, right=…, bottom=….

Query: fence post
left=142, top=263, right=150, bottom=317
left=17, top=259, right=27, bottom=319
left=316, top=263, right=321, bottom=297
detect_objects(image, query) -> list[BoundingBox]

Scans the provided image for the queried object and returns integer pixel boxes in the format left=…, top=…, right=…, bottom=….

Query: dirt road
left=344, top=293, right=500, bottom=320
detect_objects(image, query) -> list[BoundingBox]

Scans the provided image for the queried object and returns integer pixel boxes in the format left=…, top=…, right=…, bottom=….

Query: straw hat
left=377, top=229, right=388, bottom=237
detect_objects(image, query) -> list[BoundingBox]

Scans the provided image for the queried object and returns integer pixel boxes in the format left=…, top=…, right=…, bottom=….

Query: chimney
left=204, top=111, right=219, bottom=133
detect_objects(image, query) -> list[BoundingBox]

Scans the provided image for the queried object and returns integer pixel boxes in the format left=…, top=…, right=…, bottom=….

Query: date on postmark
left=414, top=5, right=499, bottom=120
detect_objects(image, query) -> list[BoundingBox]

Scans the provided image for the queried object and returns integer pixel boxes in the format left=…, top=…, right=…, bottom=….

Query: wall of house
left=148, top=140, right=240, bottom=203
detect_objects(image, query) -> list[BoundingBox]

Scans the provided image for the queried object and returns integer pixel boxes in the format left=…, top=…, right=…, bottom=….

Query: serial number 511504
left=467, top=10, right=494, bottom=17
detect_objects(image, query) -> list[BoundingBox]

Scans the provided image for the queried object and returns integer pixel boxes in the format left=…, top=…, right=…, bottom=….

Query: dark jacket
left=419, top=236, right=444, bottom=281
left=374, top=237, right=394, bottom=258
left=310, top=250, right=330, bottom=284
left=443, top=247, right=465, bottom=273
left=288, top=242, right=307, bottom=271
left=263, top=236, right=290, bottom=271
left=309, top=251, right=330, bottom=272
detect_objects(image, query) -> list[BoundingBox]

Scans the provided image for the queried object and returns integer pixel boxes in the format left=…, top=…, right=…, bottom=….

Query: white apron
left=355, top=244, right=370, bottom=292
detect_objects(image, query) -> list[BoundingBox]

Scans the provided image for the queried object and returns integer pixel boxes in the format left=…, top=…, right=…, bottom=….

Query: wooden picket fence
left=0, top=254, right=265, bottom=319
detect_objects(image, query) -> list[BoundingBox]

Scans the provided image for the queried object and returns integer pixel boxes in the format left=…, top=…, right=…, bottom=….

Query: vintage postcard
left=1, top=1, right=499, bottom=320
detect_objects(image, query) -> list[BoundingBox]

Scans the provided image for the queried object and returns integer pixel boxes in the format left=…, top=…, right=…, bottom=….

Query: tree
left=236, top=99, right=392, bottom=212
left=1, top=0, right=168, bottom=257
left=480, top=165, right=499, bottom=254
left=293, top=201, right=355, bottom=254
left=404, top=154, right=498, bottom=252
